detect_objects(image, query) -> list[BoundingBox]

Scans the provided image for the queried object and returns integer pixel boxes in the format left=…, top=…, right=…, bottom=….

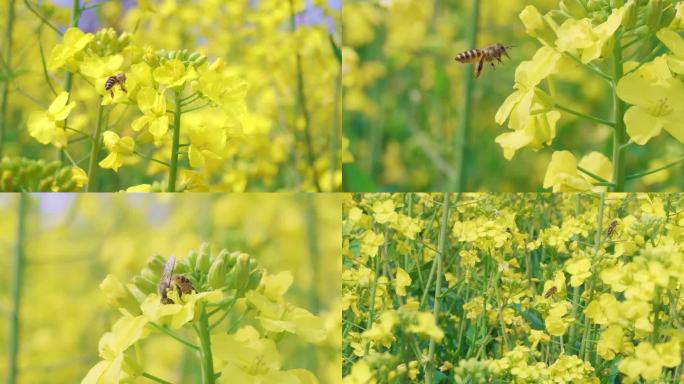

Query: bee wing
left=158, top=256, right=175, bottom=294
left=475, top=57, right=485, bottom=78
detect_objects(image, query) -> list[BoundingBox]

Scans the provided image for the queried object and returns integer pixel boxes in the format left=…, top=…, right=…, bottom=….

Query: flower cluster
left=8, top=0, right=341, bottom=191
left=500, top=0, right=684, bottom=191
left=0, top=156, right=85, bottom=191
left=343, top=193, right=684, bottom=383
left=83, top=243, right=326, bottom=384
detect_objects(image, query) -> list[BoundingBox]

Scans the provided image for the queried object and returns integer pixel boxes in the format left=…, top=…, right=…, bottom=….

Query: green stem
left=568, top=285, right=581, bottom=354
left=149, top=322, right=199, bottom=351
left=425, top=193, right=450, bottom=384
left=182, top=102, right=212, bottom=113
left=196, top=302, right=215, bottom=384
left=611, top=32, right=627, bottom=192
left=577, top=166, right=613, bottom=185
left=452, top=0, right=479, bottom=192
left=142, top=372, right=173, bottom=384
left=562, top=52, right=612, bottom=82
left=554, top=103, right=615, bottom=127
left=364, top=228, right=383, bottom=355
left=86, top=100, right=105, bottom=192
left=134, top=150, right=170, bottom=167
left=0, top=0, right=16, bottom=158
left=626, top=156, right=684, bottom=180
left=7, top=193, right=27, bottom=384
left=167, top=91, right=182, bottom=192
left=22, top=0, right=62, bottom=35
left=60, top=0, right=80, bottom=161
left=289, top=0, right=321, bottom=192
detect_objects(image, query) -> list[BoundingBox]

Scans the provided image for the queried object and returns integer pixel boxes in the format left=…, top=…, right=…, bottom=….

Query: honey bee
left=158, top=256, right=195, bottom=304
left=606, top=219, right=619, bottom=238
left=104, top=73, right=127, bottom=97
left=543, top=286, right=558, bottom=299
left=455, top=43, right=514, bottom=78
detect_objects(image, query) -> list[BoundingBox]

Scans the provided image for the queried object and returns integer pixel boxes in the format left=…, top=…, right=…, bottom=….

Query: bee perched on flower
left=104, top=72, right=127, bottom=97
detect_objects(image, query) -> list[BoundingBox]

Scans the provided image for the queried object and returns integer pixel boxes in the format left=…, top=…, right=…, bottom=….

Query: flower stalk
left=452, top=0, right=479, bottom=192
left=424, top=192, right=450, bottom=383
left=167, top=91, right=182, bottom=192
left=0, top=0, right=16, bottom=158
left=611, top=33, right=627, bottom=192
left=196, top=302, right=215, bottom=384
left=86, top=100, right=105, bottom=192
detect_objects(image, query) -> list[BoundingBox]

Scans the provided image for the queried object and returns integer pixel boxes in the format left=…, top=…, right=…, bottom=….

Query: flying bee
left=543, top=286, right=558, bottom=299
left=104, top=72, right=127, bottom=98
left=455, top=43, right=514, bottom=78
left=158, top=256, right=195, bottom=304
left=606, top=219, right=619, bottom=238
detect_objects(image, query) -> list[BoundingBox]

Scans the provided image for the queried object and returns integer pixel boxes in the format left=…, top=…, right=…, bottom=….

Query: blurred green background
left=342, top=0, right=684, bottom=192
left=0, top=193, right=341, bottom=383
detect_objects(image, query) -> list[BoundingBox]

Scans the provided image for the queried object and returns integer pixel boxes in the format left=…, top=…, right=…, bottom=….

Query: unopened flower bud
left=100, top=275, right=141, bottom=315
left=196, top=243, right=211, bottom=273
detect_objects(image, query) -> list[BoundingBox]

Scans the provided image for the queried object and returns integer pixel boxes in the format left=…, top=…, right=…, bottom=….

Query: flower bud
left=610, top=0, right=624, bottom=8
left=235, top=253, right=250, bottom=295
left=561, top=0, right=587, bottom=19
left=146, top=254, right=166, bottom=272
left=207, top=257, right=226, bottom=289
left=132, top=275, right=157, bottom=293
left=100, top=275, right=141, bottom=315
left=648, top=0, right=663, bottom=32
left=247, top=269, right=262, bottom=291
left=519, top=6, right=558, bottom=46
left=196, top=243, right=211, bottom=273
left=141, top=267, right=158, bottom=282
left=622, top=0, right=637, bottom=29
left=586, top=0, right=602, bottom=11
left=174, top=256, right=192, bottom=274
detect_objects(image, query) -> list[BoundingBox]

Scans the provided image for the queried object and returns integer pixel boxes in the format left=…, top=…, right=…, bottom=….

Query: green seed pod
left=196, top=243, right=211, bottom=273
left=561, top=0, right=587, bottom=18
left=132, top=275, right=157, bottom=293
left=168, top=50, right=177, bottom=59
left=622, top=0, right=638, bottom=29
left=188, top=52, right=201, bottom=61
left=647, top=0, right=662, bottom=31
left=207, top=257, right=226, bottom=289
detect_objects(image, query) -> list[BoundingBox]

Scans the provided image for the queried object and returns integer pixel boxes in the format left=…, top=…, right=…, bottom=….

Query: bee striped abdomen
left=104, top=77, right=116, bottom=90
left=455, top=49, right=482, bottom=63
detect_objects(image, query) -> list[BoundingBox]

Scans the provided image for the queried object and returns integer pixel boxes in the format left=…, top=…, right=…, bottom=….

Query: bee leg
left=475, top=57, right=484, bottom=78
left=110, top=90, right=114, bottom=98
left=503, top=50, right=511, bottom=60
left=490, top=62, right=496, bottom=69
left=121, top=84, right=127, bottom=93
